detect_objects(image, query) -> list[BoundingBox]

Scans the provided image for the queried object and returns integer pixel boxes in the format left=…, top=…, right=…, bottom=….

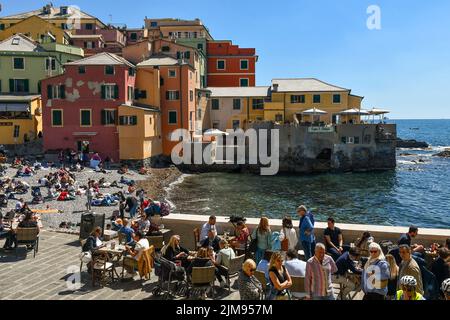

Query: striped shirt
left=305, top=255, right=337, bottom=297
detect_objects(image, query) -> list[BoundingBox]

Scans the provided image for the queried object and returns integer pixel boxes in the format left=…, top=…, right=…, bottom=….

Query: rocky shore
left=434, top=150, right=450, bottom=158
left=396, top=138, right=429, bottom=149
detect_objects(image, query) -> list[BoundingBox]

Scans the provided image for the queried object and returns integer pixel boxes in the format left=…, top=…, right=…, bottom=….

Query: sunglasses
left=369, top=251, right=378, bottom=254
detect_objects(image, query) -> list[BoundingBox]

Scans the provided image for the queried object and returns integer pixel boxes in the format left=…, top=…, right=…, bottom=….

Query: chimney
left=272, top=83, right=279, bottom=92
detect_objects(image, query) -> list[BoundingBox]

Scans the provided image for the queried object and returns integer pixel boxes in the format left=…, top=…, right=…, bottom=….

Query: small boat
left=410, top=128, right=420, bottom=130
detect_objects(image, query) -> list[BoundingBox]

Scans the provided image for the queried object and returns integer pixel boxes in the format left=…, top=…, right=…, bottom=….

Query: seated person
left=3, top=211, right=40, bottom=250
left=230, top=221, right=250, bottom=250
left=396, top=276, right=425, bottom=300
left=215, top=239, right=236, bottom=287
left=201, top=230, right=221, bottom=252
left=120, top=176, right=135, bottom=186
left=111, top=218, right=123, bottom=231
left=134, top=214, right=150, bottom=234
left=256, top=250, right=274, bottom=283
left=284, top=249, right=307, bottom=299
left=162, top=235, right=191, bottom=268
left=445, top=238, right=450, bottom=250
left=431, top=248, right=450, bottom=294
left=82, top=227, right=105, bottom=254
left=324, top=217, right=345, bottom=261
left=200, top=215, right=218, bottom=242
left=238, top=259, right=263, bottom=300
left=123, top=231, right=150, bottom=276
left=0, top=213, right=9, bottom=240
left=118, top=218, right=135, bottom=245
left=118, top=165, right=128, bottom=175
left=398, top=226, right=425, bottom=258
left=354, top=231, right=375, bottom=257
left=186, top=247, right=214, bottom=276
left=333, top=247, right=363, bottom=300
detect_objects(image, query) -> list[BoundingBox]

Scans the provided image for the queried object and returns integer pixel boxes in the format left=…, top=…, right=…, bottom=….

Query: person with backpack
left=297, top=205, right=316, bottom=261
left=279, top=216, right=297, bottom=252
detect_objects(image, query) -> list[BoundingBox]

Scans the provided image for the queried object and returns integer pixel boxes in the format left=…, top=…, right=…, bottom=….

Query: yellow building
left=117, top=67, right=162, bottom=161
left=267, top=78, right=364, bottom=124
left=0, top=95, right=42, bottom=144
left=0, top=16, right=70, bottom=44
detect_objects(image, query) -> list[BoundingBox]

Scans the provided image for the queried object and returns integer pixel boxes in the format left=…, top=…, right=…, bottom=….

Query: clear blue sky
left=2, top=0, right=450, bottom=119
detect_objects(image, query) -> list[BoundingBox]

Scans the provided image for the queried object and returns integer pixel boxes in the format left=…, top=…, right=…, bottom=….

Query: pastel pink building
left=42, top=52, right=136, bottom=161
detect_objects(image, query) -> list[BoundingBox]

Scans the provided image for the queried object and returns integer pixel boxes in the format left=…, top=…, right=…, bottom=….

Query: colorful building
left=207, top=87, right=270, bottom=131
left=42, top=52, right=136, bottom=161
left=267, top=79, right=364, bottom=124
left=0, top=34, right=84, bottom=95
left=207, top=40, right=258, bottom=87
left=137, top=55, right=197, bottom=156
left=0, top=95, right=42, bottom=144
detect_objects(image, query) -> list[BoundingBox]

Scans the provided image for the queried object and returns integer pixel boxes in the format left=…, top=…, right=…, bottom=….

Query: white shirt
left=134, top=238, right=150, bottom=261
left=279, top=227, right=298, bottom=251
left=95, top=237, right=103, bottom=248
left=285, top=258, right=306, bottom=277
left=200, top=222, right=217, bottom=241
left=216, top=247, right=236, bottom=268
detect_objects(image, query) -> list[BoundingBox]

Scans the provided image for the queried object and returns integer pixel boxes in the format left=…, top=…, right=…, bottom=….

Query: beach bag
left=281, top=228, right=289, bottom=252
left=160, top=202, right=170, bottom=217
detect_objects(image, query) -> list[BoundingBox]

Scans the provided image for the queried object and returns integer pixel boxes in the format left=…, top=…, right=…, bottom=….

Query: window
left=85, top=23, right=93, bottom=30
left=333, top=94, right=341, bottom=104
left=0, top=24, right=5, bottom=31
left=233, top=99, right=241, bottom=110
left=168, top=111, right=177, bottom=124
left=313, top=95, right=321, bottom=103
left=291, top=95, right=305, bottom=104
left=232, top=120, right=240, bottom=130
left=275, top=114, right=283, bottom=122
left=150, top=21, right=158, bottom=27
left=184, top=32, right=190, bottom=38
left=60, top=7, right=68, bottom=15
left=128, top=67, right=136, bottom=77
left=47, top=85, right=66, bottom=99
left=240, top=60, right=248, bottom=70
left=252, top=99, right=264, bottom=110
left=193, top=32, right=198, bottom=38
left=105, top=66, right=115, bottom=75
left=13, top=125, right=20, bottom=138
left=78, top=66, right=86, bottom=74
left=9, top=79, right=29, bottom=93
left=341, top=137, right=347, bottom=144
left=12, top=37, right=20, bottom=45
left=61, top=23, right=69, bottom=30
left=45, top=57, right=56, bottom=71
left=80, top=109, right=92, bottom=127
left=119, top=115, right=137, bottom=126
left=52, top=110, right=63, bottom=127
left=139, top=90, right=147, bottom=99
left=168, top=69, right=177, bottom=78
left=166, top=91, right=180, bottom=101
left=101, top=110, right=116, bottom=125
left=212, top=99, right=219, bottom=110
left=128, top=86, right=134, bottom=101
left=190, top=90, right=194, bottom=102
left=213, top=121, right=220, bottom=129
left=197, top=108, right=202, bottom=120
left=354, top=137, right=360, bottom=144
left=101, top=84, right=119, bottom=100
left=217, top=60, right=225, bottom=70
left=240, top=78, right=249, bottom=87
left=130, top=33, right=138, bottom=41
left=197, top=43, right=203, bottom=51
left=13, top=57, right=24, bottom=70
left=161, top=46, right=170, bottom=52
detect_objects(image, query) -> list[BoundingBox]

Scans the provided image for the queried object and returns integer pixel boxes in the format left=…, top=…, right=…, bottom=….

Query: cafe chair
left=222, top=254, right=245, bottom=294
left=92, top=252, right=115, bottom=287
left=15, top=227, right=39, bottom=258
left=187, top=266, right=216, bottom=300
left=146, top=235, right=164, bottom=252
left=254, top=270, right=269, bottom=299
left=290, top=276, right=307, bottom=300
left=118, top=232, right=127, bottom=245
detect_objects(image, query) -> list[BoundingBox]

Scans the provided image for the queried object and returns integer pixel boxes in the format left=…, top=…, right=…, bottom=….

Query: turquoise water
left=168, top=120, right=450, bottom=229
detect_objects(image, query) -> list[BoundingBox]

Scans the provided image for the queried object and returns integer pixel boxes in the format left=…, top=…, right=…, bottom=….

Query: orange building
left=137, top=55, right=197, bottom=156
left=207, top=40, right=258, bottom=87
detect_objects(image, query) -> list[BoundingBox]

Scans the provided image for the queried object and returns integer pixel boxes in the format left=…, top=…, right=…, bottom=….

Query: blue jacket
left=299, top=215, right=315, bottom=243
left=362, top=259, right=390, bottom=296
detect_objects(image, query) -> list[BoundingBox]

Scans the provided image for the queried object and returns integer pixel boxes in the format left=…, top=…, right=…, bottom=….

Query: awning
left=0, top=103, right=30, bottom=112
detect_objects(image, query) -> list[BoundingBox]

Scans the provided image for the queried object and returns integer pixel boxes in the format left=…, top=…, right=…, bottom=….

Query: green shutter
left=101, top=85, right=106, bottom=99
left=47, top=85, right=53, bottom=99
left=60, top=85, right=66, bottom=99
left=24, top=80, right=29, bottom=93
left=114, top=85, right=119, bottom=99
left=114, top=110, right=118, bottom=125
left=9, top=79, right=14, bottom=92
left=134, top=88, right=140, bottom=99
left=166, top=91, right=170, bottom=100
left=176, top=52, right=181, bottom=59
left=176, top=91, right=180, bottom=100
left=131, top=116, right=137, bottom=125
left=101, top=110, right=106, bottom=125
left=185, top=51, right=190, bottom=59
left=119, top=116, right=125, bottom=126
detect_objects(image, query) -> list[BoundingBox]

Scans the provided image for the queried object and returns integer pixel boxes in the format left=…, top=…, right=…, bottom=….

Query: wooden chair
left=222, top=255, right=245, bottom=293
left=254, top=270, right=268, bottom=299
left=188, top=266, right=216, bottom=299
left=15, top=227, right=39, bottom=258
left=92, top=252, right=115, bottom=287
left=118, top=232, right=127, bottom=245
left=193, top=228, right=201, bottom=250
left=290, top=276, right=306, bottom=300
left=146, top=235, right=164, bottom=252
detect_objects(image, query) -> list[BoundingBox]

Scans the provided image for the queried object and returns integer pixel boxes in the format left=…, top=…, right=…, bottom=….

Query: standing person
left=251, top=217, right=272, bottom=265
left=104, top=156, right=111, bottom=170
left=398, top=244, right=424, bottom=295
left=279, top=216, right=297, bottom=252
left=125, top=196, right=139, bottom=219
left=268, top=252, right=292, bottom=300
left=297, top=205, right=316, bottom=261
left=385, top=254, right=399, bottom=300
left=238, top=259, right=263, bottom=300
left=86, top=182, right=93, bottom=212
left=362, top=242, right=390, bottom=300
left=305, top=243, right=337, bottom=300
left=431, top=248, right=450, bottom=296
left=333, top=247, right=363, bottom=300
left=355, top=231, right=375, bottom=257
left=396, top=276, right=425, bottom=300
left=324, top=217, right=344, bottom=261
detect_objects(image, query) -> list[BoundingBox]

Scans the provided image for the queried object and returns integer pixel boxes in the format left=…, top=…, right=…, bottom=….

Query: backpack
left=160, top=202, right=170, bottom=217
left=271, top=232, right=281, bottom=251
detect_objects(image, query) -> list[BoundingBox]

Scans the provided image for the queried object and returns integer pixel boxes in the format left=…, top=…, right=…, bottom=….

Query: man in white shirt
left=200, top=215, right=218, bottom=241
left=123, top=231, right=150, bottom=277
left=284, top=249, right=307, bottom=299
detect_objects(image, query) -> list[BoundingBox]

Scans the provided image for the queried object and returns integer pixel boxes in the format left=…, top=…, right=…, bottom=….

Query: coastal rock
left=433, top=151, right=450, bottom=158
left=396, top=138, right=429, bottom=149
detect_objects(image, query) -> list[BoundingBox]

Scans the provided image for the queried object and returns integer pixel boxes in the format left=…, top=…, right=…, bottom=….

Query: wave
left=164, top=173, right=191, bottom=210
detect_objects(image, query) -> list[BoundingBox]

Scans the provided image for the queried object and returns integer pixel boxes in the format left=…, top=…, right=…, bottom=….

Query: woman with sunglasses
left=238, top=259, right=264, bottom=300
left=362, top=242, right=390, bottom=300
left=268, top=252, right=292, bottom=300
left=396, top=276, right=425, bottom=300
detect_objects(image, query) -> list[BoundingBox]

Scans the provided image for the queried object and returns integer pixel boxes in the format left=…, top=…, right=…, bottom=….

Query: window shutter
left=24, top=80, right=29, bottom=93
left=114, top=110, right=118, bottom=125
left=9, top=79, right=14, bottom=92
left=176, top=91, right=180, bottom=100
left=60, top=85, right=66, bottom=99
left=134, top=88, right=140, bottom=99
left=47, top=85, right=53, bottom=98
left=114, top=85, right=119, bottom=99
left=131, top=116, right=137, bottom=125
left=101, top=85, right=106, bottom=99
left=185, top=51, right=190, bottom=59
left=166, top=91, right=170, bottom=100
left=46, top=58, right=50, bottom=70
left=176, top=52, right=181, bottom=59
left=101, top=110, right=106, bottom=125
left=84, top=42, right=87, bottom=48
left=140, top=90, right=147, bottom=99
left=119, top=116, right=125, bottom=126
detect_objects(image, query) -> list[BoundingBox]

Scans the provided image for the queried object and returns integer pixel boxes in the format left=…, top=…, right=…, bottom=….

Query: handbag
left=79, top=251, right=92, bottom=263
left=249, top=231, right=258, bottom=252
left=281, top=228, right=289, bottom=252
